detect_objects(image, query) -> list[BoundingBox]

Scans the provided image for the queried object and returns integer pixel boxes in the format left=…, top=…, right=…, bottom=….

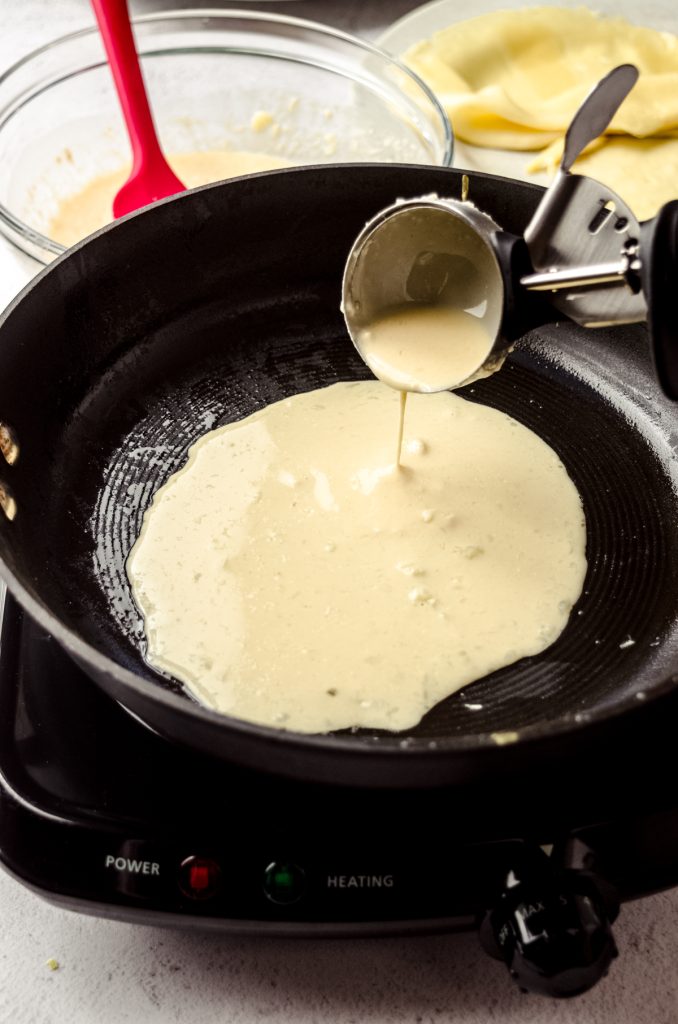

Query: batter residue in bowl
left=127, top=381, right=586, bottom=734
left=48, top=149, right=293, bottom=247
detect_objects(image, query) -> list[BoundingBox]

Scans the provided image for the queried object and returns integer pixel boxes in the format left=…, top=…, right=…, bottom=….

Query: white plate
left=376, top=0, right=678, bottom=184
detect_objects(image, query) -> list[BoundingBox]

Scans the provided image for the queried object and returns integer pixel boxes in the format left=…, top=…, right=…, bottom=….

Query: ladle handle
left=641, top=201, right=678, bottom=400
left=561, top=64, right=639, bottom=173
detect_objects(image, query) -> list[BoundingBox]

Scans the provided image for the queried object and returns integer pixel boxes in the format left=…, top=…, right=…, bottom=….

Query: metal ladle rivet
left=0, top=423, right=19, bottom=466
left=0, top=482, right=17, bottom=521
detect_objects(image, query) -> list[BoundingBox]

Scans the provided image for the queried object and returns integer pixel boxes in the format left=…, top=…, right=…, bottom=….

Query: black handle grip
left=493, top=231, right=555, bottom=341
left=641, top=200, right=678, bottom=400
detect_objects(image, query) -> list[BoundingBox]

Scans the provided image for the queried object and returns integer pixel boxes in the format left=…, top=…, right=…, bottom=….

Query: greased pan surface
left=0, top=164, right=677, bottom=789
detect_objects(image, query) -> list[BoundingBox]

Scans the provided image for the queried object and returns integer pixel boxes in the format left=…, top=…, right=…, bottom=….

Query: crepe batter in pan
left=126, top=380, right=586, bottom=733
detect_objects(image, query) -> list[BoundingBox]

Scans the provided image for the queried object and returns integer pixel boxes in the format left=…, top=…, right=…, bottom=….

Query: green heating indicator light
left=263, top=861, right=305, bottom=905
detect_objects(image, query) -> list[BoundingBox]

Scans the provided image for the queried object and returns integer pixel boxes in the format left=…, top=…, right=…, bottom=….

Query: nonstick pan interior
left=86, top=299, right=678, bottom=738
left=0, top=165, right=677, bottom=785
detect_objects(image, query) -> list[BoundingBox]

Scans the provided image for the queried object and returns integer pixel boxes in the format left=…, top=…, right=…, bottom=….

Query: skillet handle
left=641, top=200, right=678, bottom=400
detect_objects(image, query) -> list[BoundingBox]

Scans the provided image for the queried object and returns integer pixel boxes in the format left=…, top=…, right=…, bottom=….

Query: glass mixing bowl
left=0, top=8, right=453, bottom=264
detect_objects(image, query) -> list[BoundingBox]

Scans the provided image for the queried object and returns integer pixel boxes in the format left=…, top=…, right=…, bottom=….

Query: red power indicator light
left=178, top=856, right=222, bottom=900
left=190, top=865, right=211, bottom=891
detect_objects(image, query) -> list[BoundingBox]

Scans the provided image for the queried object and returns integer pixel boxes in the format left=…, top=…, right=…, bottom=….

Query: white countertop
left=2, top=2, right=678, bottom=1022
left=1, top=865, right=678, bottom=1024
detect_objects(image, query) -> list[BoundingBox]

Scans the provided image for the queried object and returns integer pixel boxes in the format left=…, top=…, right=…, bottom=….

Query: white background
left=1, top=2, right=678, bottom=1022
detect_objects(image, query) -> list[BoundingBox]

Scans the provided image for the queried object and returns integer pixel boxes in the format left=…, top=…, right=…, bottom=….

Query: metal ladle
left=342, top=196, right=508, bottom=391
left=342, top=64, right=676, bottom=395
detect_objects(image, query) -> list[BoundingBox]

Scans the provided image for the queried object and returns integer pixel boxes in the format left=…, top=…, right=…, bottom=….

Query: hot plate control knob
left=480, top=862, right=619, bottom=998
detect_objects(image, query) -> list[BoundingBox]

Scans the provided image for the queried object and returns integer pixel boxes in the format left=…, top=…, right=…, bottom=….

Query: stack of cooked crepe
left=403, top=7, right=678, bottom=219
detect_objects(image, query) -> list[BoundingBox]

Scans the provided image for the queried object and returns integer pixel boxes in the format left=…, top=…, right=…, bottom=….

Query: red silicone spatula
left=91, top=0, right=185, bottom=218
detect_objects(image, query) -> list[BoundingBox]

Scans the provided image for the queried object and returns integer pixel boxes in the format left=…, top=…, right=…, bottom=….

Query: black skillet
left=0, top=164, right=678, bottom=795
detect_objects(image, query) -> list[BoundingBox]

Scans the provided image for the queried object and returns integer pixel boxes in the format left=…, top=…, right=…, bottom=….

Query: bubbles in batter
left=127, top=381, right=587, bottom=734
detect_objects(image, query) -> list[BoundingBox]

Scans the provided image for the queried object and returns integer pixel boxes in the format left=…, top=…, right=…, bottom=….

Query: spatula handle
left=91, top=0, right=163, bottom=170
left=561, top=64, right=639, bottom=173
